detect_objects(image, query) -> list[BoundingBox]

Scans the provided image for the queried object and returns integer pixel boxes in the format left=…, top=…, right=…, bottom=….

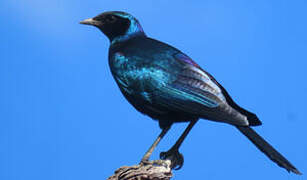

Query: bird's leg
left=140, top=126, right=170, bottom=164
left=160, top=120, right=198, bottom=170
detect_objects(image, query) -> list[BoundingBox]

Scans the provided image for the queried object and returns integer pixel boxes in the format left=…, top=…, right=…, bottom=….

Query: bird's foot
left=160, top=148, right=184, bottom=170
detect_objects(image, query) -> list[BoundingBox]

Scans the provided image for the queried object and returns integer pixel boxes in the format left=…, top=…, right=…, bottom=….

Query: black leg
left=160, top=120, right=198, bottom=170
left=140, top=126, right=170, bottom=163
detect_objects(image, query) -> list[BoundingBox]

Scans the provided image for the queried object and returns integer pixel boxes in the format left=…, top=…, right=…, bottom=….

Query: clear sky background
left=1, top=0, right=306, bottom=179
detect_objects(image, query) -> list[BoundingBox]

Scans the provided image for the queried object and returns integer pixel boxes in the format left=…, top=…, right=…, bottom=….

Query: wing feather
left=147, top=53, right=249, bottom=126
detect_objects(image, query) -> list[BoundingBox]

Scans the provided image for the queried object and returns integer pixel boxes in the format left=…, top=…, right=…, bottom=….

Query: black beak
left=80, top=18, right=101, bottom=26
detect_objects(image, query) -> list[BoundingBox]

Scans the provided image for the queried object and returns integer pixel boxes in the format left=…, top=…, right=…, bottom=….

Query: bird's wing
left=172, top=53, right=226, bottom=103
left=172, top=53, right=262, bottom=126
left=147, top=52, right=250, bottom=126
left=150, top=54, right=224, bottom=108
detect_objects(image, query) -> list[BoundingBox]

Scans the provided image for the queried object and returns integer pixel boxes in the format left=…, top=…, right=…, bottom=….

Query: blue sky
left=1, top=0, right=306, bottom=179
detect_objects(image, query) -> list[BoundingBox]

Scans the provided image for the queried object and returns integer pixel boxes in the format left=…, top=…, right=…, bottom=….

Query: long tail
left=236, top=126, right=301, bottom=175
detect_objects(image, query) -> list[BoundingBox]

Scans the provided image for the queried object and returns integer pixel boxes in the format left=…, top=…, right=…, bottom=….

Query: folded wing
left=148, top=53, right=250, bottom=126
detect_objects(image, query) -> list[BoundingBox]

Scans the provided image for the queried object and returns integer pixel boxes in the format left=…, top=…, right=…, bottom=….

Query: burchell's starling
left=80, top=11, right=301, bottom=174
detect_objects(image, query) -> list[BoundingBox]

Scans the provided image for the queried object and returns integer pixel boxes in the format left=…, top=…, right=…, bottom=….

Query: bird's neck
left=111, top=20, right=146, bottom=45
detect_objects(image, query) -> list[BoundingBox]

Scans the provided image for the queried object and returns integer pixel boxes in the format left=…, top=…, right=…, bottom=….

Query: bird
left=80, top=11, right=301, bottom=174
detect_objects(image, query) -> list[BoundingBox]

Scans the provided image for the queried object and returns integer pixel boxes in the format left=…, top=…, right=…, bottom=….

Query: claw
left=160, top=148, right=184, bottom=170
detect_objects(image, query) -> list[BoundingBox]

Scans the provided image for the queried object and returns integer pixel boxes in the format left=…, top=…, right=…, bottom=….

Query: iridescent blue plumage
left=80, top=11, right=301, bottom=174
left=109, top=36, right=250, bottom=127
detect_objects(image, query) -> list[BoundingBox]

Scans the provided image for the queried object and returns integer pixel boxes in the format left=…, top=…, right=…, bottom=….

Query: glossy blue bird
left=80, top=11, right=301, bottom=174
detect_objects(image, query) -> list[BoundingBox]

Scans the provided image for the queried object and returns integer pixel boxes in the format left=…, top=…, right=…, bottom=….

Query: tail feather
left=236, top=126, right=301, bottom=175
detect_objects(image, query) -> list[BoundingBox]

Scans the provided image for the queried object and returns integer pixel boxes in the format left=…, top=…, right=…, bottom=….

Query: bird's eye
left=106, top=15, right=116, bottom=23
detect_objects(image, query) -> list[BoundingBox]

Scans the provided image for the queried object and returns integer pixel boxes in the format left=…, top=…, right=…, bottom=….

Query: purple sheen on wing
left=174, top=53, right=200, bottom=68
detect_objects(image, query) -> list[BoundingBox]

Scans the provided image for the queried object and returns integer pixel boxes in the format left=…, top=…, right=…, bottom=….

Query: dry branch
left=107, top=160, right=173, bottom=180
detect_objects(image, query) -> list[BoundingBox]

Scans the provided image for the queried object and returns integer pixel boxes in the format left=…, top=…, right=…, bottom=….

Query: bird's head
left=80, top=11, right=145, bottom=44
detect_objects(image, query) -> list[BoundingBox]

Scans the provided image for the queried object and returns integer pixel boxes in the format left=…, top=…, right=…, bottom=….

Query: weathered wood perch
left=107, top=160, right=173, bottom=180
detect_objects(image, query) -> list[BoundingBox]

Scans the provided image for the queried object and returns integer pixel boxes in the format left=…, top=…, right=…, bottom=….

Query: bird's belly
left=118, top=86, right=197, bottom=123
